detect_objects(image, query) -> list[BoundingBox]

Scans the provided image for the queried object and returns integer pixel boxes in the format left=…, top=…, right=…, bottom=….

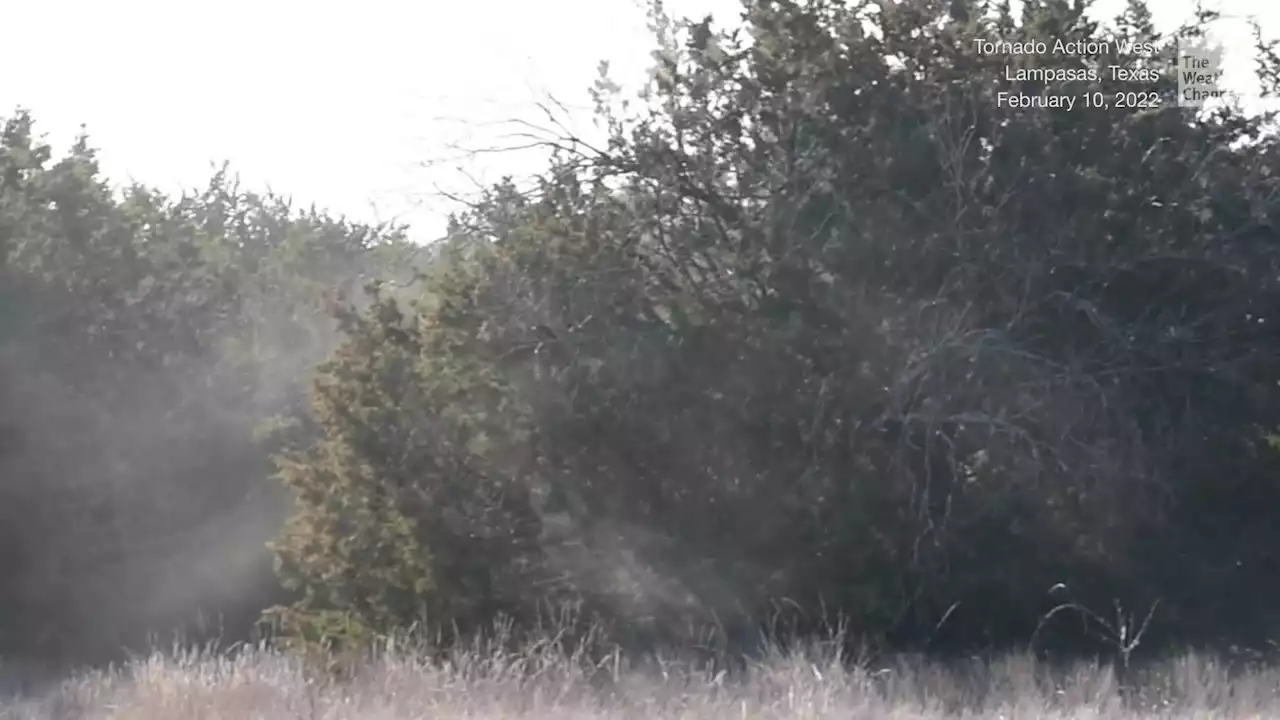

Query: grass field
left=3, top=633, right=1279, bottom=719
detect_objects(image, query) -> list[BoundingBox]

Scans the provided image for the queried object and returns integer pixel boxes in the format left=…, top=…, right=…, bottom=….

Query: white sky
left=4, top=0, right=1276, bottom=242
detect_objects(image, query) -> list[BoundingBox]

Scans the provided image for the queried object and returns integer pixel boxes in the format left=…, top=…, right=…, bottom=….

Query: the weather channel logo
left=1177, top=36, right=1228, bottom=108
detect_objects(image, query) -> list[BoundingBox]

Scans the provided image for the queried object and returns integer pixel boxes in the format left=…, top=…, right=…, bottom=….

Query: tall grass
left=3, top=631, right=1278, bottom=719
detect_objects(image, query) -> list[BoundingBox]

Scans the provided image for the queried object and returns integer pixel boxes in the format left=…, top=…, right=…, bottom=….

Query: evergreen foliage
left=6, top=0, right=1280, bottom=670
left=270, top=0, right=1280, bottom=659
left=0, top=111, right=413, bottom=664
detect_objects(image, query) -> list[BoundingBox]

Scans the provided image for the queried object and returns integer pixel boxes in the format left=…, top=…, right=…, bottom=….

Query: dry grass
left=2, top=637, right=1279, bottom=719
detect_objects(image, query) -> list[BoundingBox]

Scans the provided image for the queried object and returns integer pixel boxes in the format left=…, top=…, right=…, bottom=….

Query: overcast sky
left=4, top=0, right=1276, bottom=242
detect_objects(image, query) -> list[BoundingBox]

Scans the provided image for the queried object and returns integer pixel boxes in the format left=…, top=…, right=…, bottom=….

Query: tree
left=0, top=110, right=415, bottom=665
left=273, top=0, right=1280, bottom=658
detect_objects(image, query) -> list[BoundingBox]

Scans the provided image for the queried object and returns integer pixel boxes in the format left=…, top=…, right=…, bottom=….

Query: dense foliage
left=0, top=113, right=415, bottom=665
left=7, top=0, right=1280, bottom=671
left=271, top=0, right=1280, bottom=661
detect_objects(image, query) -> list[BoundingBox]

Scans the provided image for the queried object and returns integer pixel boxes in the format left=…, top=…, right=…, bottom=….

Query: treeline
left=0, top=116, right=419, bottom=664
left=5, top=0, right=1280, bottom=669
